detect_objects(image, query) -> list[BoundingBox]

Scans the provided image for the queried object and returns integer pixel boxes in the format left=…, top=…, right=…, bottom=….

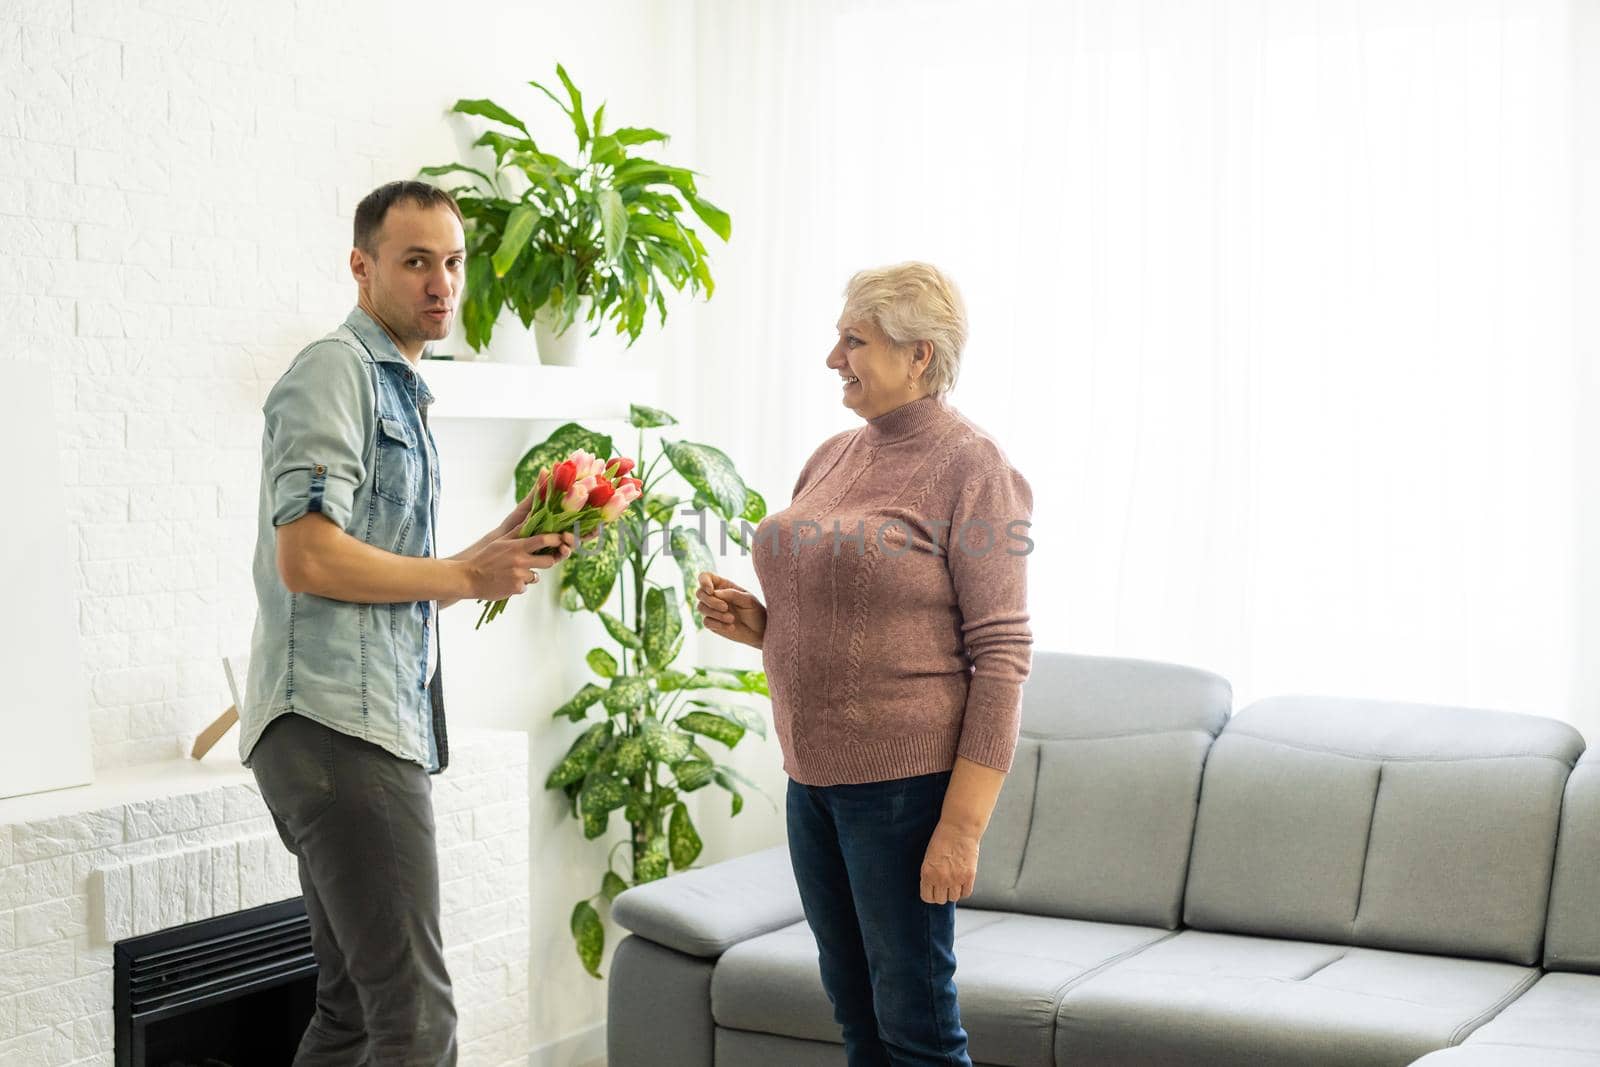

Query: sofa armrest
left=612, top=845, right=804, bottom=958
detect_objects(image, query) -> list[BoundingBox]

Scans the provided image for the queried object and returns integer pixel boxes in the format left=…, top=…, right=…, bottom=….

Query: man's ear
left=349, top=246, right=371, bottom=285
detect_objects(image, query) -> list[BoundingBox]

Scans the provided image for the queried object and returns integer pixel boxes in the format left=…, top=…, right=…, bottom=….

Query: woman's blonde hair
left=842, top=262, right=967, bottom=396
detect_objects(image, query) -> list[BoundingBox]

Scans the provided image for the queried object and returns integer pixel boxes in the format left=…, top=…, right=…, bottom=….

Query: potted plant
left=513, top=404, right=770, bottom=976
left=420, top=65, right=731, bottom=364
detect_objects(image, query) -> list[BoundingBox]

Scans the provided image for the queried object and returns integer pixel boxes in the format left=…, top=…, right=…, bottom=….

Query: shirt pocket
left=373, top=415, right=419, bottom=506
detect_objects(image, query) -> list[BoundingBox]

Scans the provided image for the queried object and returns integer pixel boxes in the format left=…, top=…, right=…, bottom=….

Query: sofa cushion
left=1410, top=1052, right=1600, bottom=1066
left=612, top=845, right=803, bottom=958
left=1546, top=751, right=1600, bottom=973
left=711, top=909, right=1172, bottom=1066
left=1056, top=929, right=1540, bottom=1066
left=1184, top=695, right=1581, bottom=964
left=1410, top=972, right=1600, bottom=1065
left=968, top=651, right=1229, bottom=928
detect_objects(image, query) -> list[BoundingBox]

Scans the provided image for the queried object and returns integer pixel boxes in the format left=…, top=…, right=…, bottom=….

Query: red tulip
left=586, top=481, right=615, bottom=508
left=551, top=460, right=578, bottom=495
left=607, top=457, right=636, bottom=478
left=536, top=469, right=550, bottom=499
left=622, top=476, right=643, bottom=492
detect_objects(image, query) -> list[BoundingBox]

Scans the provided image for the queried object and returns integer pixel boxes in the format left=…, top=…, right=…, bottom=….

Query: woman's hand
left=920, top=820, right=980, bottom=905
left=696, top=572, right=767, bottom=649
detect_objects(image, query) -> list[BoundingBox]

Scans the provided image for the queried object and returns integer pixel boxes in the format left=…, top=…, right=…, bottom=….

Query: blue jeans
left=786, top=772, right=972, bottom=1067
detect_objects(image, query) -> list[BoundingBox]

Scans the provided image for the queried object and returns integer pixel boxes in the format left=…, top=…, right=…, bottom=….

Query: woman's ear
left=909, top=340, right=934, bottom=382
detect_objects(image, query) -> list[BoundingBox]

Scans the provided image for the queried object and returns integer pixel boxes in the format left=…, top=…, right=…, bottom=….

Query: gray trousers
left=250, top=712, right=458, bottom=1066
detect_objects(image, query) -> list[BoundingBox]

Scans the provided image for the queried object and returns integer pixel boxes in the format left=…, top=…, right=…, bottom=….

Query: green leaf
left=669, top=802, right=703, bottom=869
left=641, top=719, right=693, bottom=763
left=582, top=809, right=609, bottom=839
left=598, top=188, right=626, bottom=263
left=599, top=611, right=644, bottom=650
left=491, top=203, right=539, bottom=277
left=678, top=710, right=746, bottom=748
left=514, top=423, right=616, bottom=501
left=591, top=101, right=607, bottom=139
left=580, top=771, right=627, bottom=816
left=451, top=97, right=530, bottom=137
left=544, top=721, right=613, bottom=788
left=571, top=900, right=604, bottom=977
left=672, top=759, right=714, bottom=791
left=687, top=698, right=767, bottom=739
left=715, top=765, right=759, bottom=816
left=610, top=734, right=647, bottom=776
left=602, top=674, right=651, bottom=715
left=417, top=162, right=496, bottom=191
left=701, top=667, right=769, bottom=698
left=741, top=488, right=768, bottom=523
left=551, top=683, right=606, bottom=722
left=634, top=848, right=668, bottom=883
left=555, top=64, right=590, bottom=148
left=629, top=403, right=678, bottom=428
left=682, top=669, right=740, bottom=690
left=668, top=527, right=717, bottom=628
left=663, top=439, right=747, bottom=521
left=613, top=126, right=670, bottom=147
left=653, top=667, right=690, bottom=691
left=601, top=870, right=628, bottom=902
left=643, top=493, right=681, bottom=525
left=568, top=521, right=621, bottom=610
left=643, top=586, right=684, bottom=669
left=560, top=582, right=584, bottom=612
left=586, top=647, right=618, bottom=679
left=685, top=193, right=732, bottom=241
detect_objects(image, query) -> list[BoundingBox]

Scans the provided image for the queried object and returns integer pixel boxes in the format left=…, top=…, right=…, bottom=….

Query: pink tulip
left=562, top=475, right=599, bottom=513
left=600, top=481, right=642, bottom=521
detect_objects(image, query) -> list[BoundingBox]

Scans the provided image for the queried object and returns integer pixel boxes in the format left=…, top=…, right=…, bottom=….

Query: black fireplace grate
left=115, top=898, right=318, bottom=1067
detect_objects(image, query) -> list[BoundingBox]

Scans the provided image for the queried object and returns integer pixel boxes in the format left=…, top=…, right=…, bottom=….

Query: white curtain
left=672, top=0, right=1586, bottom=733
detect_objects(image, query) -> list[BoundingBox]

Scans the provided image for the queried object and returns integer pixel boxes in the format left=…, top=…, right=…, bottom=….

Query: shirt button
left=314, top=464, right=326, bottom=475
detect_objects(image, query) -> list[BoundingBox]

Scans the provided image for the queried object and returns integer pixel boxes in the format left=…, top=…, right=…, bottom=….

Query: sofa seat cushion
left=1410, top=1053, right=1600, bottom=1066
left=1055, top=930, right=1540, bottom=1066
left=711, top=909, right=1172, bottom=1066
left=1465, top=972, right=1600, bottom=1049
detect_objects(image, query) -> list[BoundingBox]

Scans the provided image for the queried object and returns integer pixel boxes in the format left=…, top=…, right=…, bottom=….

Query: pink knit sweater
left=751, top=394, right=1034, bottom=786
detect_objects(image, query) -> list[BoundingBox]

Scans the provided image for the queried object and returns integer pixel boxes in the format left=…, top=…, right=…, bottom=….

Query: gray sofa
left=608, top=652, right=1600, bottom=1066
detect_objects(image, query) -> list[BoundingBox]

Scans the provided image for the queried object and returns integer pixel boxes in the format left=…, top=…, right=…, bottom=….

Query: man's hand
left=920, top=821, right=980, bottom=905
left=498, top=487, right=540, bottom=538
left=460, top=531, right=573, bottom=600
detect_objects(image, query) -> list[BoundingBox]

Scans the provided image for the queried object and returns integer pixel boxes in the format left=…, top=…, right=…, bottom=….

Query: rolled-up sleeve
left=948, top=461, right=1035, bottom=773
left=262, top=340, right=371, bottom=530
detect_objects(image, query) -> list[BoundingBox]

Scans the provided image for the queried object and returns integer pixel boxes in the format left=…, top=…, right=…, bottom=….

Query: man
left=240, top=180, right=570, bottom=1065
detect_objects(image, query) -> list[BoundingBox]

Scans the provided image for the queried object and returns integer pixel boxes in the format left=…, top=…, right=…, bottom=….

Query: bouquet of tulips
left=475, top=449, right=643, bottom=629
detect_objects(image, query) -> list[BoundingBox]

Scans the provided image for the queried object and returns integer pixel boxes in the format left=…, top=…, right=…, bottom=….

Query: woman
left=697, top=262, right=1033, bottom=1066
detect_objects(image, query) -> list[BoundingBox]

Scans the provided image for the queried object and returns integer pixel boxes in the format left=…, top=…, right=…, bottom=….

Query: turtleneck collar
left=863, top=392, right=951, bottom=444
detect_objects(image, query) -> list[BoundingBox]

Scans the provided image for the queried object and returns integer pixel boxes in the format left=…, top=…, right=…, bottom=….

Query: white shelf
left=418, top=359, right=654, bottom=422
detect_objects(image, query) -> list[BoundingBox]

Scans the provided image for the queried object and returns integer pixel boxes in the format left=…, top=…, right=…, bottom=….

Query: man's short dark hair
left=353, top=181, right=464, bottom=253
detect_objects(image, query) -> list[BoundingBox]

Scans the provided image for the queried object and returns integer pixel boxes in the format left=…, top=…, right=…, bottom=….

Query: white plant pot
left=481, top=314, right=541, bottom=365
left=533, top=305, right=587, bottom=367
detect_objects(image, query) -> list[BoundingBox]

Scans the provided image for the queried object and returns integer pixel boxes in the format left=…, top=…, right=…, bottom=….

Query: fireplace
left=114, top=897, right=318, bottom=1067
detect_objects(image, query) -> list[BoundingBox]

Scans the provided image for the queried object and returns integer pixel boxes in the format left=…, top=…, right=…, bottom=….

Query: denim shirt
left=240, top=307, right=449, bottom=773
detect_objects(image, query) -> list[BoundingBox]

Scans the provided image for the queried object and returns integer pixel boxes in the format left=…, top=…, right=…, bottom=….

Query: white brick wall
left=0, top=727, right=530, bottom=1066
